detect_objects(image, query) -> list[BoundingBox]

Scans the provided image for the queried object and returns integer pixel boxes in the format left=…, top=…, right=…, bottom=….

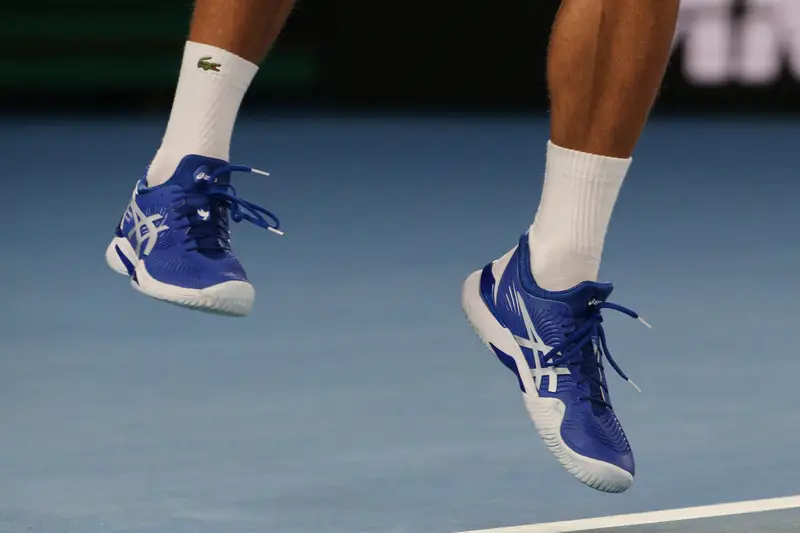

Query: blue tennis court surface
left=2, top=115, right=800, bottom=533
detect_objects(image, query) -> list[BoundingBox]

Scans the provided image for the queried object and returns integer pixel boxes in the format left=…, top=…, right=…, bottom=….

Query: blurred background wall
left=8, top=0, right=800, bottom=114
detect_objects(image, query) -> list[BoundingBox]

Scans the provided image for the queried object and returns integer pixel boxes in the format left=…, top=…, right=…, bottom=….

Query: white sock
left=528, top=141, right=631, bottom=291
left=146, top=41, right=259, bottom=186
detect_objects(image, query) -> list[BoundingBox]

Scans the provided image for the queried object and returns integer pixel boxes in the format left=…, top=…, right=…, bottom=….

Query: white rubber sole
left=105, top=237, right=255, bottom=317
left=461, top=269, right=633, bottom=493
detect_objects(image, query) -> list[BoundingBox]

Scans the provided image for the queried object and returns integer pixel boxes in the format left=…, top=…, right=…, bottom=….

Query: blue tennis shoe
left=106, top=154, right=281, bottom=316
left=462, top=233, right=648, bottom=492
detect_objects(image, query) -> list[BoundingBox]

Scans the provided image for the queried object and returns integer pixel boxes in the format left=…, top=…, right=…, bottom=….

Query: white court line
left=457, top=494, right=800, bottom=533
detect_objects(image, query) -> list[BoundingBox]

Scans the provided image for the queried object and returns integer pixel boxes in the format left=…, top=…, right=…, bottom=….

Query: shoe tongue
left=166, top=154, right=231, bottom=189
left=552, top=281, right=614, bottom=318
left=165, top=155, right=233, bottom=254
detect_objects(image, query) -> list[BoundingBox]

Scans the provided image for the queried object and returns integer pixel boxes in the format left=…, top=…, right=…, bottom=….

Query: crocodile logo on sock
left=197, top=56, right=221, bottom=72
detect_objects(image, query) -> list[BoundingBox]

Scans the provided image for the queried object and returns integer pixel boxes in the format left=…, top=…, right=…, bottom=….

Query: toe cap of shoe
left=560, top=405, right=635, bottom=476
left=145, top=252, right=249, bottom=289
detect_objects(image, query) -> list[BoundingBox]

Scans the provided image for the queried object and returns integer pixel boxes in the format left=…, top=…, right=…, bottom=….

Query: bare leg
left=190, top=0, right=295, bottom=64
left=548, top=0, right=680, bottom=158
left=529, top=0, right=680, bottom=291
left=146, top=0, right=295, bottom=185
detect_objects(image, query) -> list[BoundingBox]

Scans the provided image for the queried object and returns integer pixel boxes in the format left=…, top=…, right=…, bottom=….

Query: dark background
left=8, top=0, right=800, bottom=113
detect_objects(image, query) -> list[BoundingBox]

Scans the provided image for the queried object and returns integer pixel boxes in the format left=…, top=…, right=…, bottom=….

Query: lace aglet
left=251, top=169, right=271, bottom=177
left=268, top=227, right=284, bottom=236
left=627, top=379, right=642, bottom=393
left=637, top=316, right=652, bottom=329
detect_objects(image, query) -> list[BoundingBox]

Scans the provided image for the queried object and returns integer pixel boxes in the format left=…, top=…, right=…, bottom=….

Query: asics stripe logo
left=126, top=198, right=170, bottom=257
left=513, top=290, right=570, bottom=393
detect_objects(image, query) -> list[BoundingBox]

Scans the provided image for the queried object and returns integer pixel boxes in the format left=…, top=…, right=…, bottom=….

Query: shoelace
left=178, top=164, right=282, bottom=252
left=544, top=301, right=651, bottom=408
